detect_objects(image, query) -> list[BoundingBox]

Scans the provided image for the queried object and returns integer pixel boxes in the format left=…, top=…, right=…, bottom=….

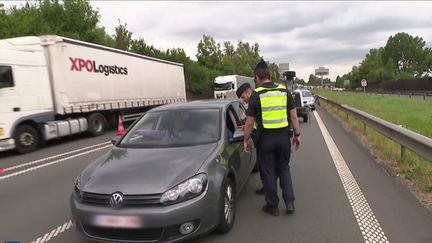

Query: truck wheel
left=87, top=113, right=106, bottom=136
left=14, top=124, right=40, bottom=154
left=303, top=115, right=309, bottom=123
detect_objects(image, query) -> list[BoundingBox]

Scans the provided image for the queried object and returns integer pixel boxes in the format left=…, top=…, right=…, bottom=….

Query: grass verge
left=318, top=98, right=432, bottom=209
left=317, top=91, right=432, bottom=139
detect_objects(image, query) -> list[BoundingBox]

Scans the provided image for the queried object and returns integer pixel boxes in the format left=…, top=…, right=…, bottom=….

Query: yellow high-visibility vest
left=255, top=84, right=289, bottom=129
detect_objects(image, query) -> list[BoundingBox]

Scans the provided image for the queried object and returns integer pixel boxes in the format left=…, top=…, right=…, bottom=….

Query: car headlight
left=160, top=174, right=207, bottom=204
left=74, top=175, right=81, bottom=190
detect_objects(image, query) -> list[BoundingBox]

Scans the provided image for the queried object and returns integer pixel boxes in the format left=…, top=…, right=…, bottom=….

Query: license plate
left=0, top=128, right=4, bottom=137
left=93, top=215, right=142, bottom=229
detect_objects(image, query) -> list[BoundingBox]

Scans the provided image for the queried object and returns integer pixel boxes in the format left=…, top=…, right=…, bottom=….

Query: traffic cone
left=116, top=115, right=125, bottom=136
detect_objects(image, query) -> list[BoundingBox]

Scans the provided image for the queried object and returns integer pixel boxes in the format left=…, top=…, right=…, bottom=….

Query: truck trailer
left=0, top=35, right=187, bottom=153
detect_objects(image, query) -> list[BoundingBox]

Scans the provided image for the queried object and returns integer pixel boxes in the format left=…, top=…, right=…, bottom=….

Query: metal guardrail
left=350, top=90, right=432, bottom=100
left=316, top=95, right=432, bottom=162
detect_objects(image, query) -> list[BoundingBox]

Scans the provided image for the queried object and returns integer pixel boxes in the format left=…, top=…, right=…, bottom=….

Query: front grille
left=80, top=192, right=162, bottom=207
left=83, top=220, right=200, bottom=242
left=84, top=225, right=163, bottom=241
left=164, top=225, right=182, bottom=240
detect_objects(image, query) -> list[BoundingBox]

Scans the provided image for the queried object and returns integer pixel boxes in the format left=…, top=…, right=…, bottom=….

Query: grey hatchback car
left=70, top=100, right=256, bottom=242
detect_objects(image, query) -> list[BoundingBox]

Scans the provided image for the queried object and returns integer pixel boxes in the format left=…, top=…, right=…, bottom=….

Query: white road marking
left=4, top=141, right=111, bottom=172
left=314, top=111, right=390, bottom=243
left=60, top=221, right=69, bottom=233
left=40, top=233, right=49, bottom=243
left=32, top=237, right=42, bottom=243
left=31, top=220, right=73, bottom=243
left=0, top=145, right=112, bottom=181
left=52, top=225, right=62, bottom=237
left=44, top=226, right=57, bottom=241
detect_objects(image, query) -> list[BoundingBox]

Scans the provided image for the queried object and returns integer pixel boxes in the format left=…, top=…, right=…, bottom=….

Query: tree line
left=336, top=32, right=432, bottom=89
left=0, top=0, right=280, bottom=96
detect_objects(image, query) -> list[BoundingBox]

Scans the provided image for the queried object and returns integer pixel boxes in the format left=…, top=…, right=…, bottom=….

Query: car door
left=226, top=102, right=254, bottom=191
left=231, top=102, right=256, bottom=171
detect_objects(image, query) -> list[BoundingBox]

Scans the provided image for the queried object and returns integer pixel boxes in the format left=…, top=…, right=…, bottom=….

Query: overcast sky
left=3, top=1, right=432, bottom=80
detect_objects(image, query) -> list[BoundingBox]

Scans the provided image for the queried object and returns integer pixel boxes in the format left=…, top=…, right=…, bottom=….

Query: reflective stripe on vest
left=255, top=84, right=289, bottom=129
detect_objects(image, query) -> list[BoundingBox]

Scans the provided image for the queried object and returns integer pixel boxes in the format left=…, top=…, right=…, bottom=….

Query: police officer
left=243, top=59, right=301, bottom=216
left=236, top=83, right=265, bottom=195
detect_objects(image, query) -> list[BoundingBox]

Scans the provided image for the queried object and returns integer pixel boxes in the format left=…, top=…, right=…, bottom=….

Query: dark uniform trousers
left=259, top=132, right=295, bottom=207
left=252, top=131, right=264, bottom=183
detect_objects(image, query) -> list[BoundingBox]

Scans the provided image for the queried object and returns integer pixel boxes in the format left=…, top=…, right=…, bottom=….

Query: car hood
left=80, top=143, right=218, bottom=195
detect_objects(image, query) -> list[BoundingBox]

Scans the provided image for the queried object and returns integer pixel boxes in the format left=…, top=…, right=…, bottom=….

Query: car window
left=301, top=90, right=312, bottom=97
left=230, top=102, right=246, bottom=126
left=226, top=110, right=236, bottom=138
left=119, top=108, right=221, bottom=148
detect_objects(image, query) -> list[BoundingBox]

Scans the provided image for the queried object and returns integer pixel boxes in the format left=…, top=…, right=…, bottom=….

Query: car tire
left=303, top=115, right=308, bottom=123
left=87, top=113, right=106, bottom=136
left=14, top=124, right=40, bottom=154
left=216, top=178, right=236, bottom=233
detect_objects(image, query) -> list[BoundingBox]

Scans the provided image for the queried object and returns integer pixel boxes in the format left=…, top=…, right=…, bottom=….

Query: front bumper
left=70, top=189, right=220, bottom=243
left=215, top=93, right=226, bottom=99
left=0, top=138, right=15, bottom=152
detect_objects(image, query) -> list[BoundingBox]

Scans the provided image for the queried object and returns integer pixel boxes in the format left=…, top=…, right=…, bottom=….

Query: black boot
left=262, top=205, right=279, bottom=216
left=255, top=187, right=265, bottom=195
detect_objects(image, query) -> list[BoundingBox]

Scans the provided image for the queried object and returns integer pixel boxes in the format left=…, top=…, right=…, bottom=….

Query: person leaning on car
left=236, top=83, right=265, bottom=195
left=243, top=58, right=301, bottom=216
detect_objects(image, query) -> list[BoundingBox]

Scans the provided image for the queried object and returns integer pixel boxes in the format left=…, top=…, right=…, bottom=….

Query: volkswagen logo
left=110, top=192, right=124, bottom=208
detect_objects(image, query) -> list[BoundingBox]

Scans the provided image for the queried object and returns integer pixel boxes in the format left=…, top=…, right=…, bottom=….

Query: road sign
left=315, top=66, right=329, bottom=87
left=315, top=67, right=329, bottom=76
left=279, top=63, right=290, bottom=73
left=361, top=79, right=367, bottom=87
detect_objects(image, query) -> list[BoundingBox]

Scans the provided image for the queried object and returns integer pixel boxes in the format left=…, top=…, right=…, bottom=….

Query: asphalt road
left=1, top=107, right=431, bottom=243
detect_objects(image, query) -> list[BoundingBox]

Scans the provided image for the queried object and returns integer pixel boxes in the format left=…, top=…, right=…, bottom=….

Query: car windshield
left=119, top=108, right=221, bottom=148
left=214, top=82, right=233, bottom=91
left=301, top=90, right=313, bottom=97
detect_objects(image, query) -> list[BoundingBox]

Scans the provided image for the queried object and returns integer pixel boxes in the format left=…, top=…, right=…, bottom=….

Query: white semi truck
left=0, top=35, right=187, bottom=153
left=214, top=75, right=254, bottom=99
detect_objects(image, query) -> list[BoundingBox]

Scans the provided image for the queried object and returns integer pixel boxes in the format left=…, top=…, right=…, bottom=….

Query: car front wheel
left=216, top=178, right=236, bottom=233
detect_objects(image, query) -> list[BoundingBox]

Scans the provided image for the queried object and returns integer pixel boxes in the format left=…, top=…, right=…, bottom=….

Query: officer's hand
left=244, top=140, right=251, bottom=153
left=292, top=136, right=301, bottom=151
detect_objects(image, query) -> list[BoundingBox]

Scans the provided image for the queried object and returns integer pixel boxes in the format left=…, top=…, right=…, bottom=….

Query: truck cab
left=0, top=37, right=54, bottom=153
left=214, top=75, right=254, bottom=99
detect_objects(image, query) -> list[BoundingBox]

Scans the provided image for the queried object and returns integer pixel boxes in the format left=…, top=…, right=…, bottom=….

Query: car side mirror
left=229, top=130, right=244, bottom=143
left=111, top=136, right=121, bottom=145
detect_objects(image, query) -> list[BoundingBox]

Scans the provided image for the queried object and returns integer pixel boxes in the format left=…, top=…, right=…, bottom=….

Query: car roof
left=150, top=99, right=238, bottom=112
